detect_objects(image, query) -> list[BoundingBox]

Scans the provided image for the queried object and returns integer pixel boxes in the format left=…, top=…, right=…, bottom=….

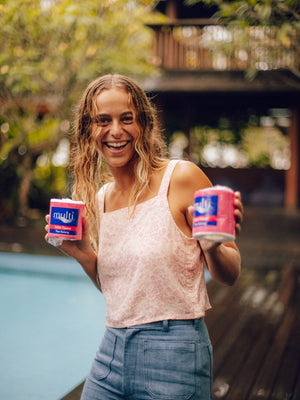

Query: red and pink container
left=48, top=199, right=84, bottom=242
left=192, top=185, right=235, bottom=242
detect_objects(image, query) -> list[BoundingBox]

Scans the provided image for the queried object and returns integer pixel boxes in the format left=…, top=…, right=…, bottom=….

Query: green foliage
left=0, top=0, right=158, bottom=99
left=30, top=163, right=69, bottom=210
left=169, top=109, right=290, bottom=169
left=0, top=0, right=161, bottom=218
left=185, top=0, right=299, bottom=24
left=242, top=125, right=290, bottom=168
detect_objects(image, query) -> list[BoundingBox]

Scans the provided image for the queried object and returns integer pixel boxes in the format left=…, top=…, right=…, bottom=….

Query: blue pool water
left=0, top=252, right=212, bottom=400
left=0, top=252, right=106, bottom=400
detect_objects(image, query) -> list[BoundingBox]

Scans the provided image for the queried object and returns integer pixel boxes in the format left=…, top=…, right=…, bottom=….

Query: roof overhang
left=141, top=70, right=300, bottom=94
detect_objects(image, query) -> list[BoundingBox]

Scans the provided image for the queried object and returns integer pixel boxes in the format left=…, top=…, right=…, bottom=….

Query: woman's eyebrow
left=96, top=112, right=110, bottom=117
left=94, top=110, right=133, bottom=117
left=92, top=113, right=108, bottom=120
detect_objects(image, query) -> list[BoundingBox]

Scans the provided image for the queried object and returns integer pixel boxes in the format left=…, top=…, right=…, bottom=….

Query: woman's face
left=92, top=87, right=140, bottom=169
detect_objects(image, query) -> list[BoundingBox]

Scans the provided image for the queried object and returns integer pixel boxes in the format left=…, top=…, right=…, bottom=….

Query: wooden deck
left=207, top=265, right=300, bottom=400
left=60, top=264, right=300, bottom=400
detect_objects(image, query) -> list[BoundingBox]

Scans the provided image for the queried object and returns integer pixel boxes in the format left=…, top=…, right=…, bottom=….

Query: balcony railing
left=149, top=21, right=299, bottom=72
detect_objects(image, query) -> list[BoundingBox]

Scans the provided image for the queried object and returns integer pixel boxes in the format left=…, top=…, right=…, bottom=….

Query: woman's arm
left=187, top=199, right=242, bottom=285
left=45, top=216, right=101, bottom=290
left=169, top=160, right=243, bottom=286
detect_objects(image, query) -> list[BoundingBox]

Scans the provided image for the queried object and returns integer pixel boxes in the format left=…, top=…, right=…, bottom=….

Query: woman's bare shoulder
left=168, top=160, right=212, bottom=230
left=172, top=160, right=212, bottom=191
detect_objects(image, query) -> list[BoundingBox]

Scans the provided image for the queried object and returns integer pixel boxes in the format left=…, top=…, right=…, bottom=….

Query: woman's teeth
left=106, top=141, right=128, bottom=149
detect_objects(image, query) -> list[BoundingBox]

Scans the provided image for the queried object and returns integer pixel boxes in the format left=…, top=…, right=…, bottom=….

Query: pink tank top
left=97, top=160, right=211, bottom=328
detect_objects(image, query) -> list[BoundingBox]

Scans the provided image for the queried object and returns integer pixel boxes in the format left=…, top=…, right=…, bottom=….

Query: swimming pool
left=0, top=252, right=106, bottom=400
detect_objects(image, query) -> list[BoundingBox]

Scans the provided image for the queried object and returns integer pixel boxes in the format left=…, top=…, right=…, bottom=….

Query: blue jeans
left=81, top=319, right=213, bottom=400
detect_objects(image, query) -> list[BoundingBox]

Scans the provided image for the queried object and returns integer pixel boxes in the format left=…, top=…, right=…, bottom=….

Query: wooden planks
left=207, top=266, right=300, bottom=400
left=60, top=382, right=84, bottom=400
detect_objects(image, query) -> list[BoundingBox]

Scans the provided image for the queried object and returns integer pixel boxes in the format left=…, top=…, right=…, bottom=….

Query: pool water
left=0, top=252, right=106, bottom=400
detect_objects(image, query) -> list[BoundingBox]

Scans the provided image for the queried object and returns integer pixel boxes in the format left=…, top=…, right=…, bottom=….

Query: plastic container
left=192, top=185, right=235, bottom=242
left=48, top=199, right=84, bottom=246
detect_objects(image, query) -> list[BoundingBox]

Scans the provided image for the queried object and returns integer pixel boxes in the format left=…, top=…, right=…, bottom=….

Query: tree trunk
left=18, top=152, right=32, bottom=218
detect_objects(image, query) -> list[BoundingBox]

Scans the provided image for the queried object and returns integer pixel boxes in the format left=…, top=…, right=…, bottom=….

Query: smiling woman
left=45, top=73, right=244, bottom=400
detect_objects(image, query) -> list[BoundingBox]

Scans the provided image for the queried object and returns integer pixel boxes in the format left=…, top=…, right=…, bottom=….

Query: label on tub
left=193, top=195, right=218, bottom=227
left=48, top=198, right=84, bottom=240
left=49, top=207, right=79, bottom=235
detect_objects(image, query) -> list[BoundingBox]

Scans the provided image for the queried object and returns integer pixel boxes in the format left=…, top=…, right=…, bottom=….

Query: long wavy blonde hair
left=70, top=74, right=168, bottom=250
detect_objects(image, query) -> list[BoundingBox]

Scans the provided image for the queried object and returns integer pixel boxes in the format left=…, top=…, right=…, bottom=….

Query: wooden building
left=142, top=0, right=300, bottom=208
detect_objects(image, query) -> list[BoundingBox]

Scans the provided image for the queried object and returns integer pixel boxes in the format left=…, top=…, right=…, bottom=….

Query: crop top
left=97, top=159, right=211, bottom=328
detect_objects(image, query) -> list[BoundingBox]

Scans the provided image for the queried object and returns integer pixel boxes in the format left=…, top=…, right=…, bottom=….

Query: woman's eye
left=100, top=118, right=110, bottom=126
left=94, top=116, right=110, bottom=126
left=122, top=115, right=134, bottom=124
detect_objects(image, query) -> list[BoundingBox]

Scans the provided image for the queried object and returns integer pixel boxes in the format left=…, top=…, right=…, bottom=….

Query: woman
left=45, top=74, right=243, bottom=400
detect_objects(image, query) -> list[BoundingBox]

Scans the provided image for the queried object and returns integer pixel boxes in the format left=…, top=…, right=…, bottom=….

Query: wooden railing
left=149, top=21, right=299, bottom=72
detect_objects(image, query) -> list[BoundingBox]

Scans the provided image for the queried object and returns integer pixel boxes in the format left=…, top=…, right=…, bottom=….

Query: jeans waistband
left=128, top=318, right=203, bottom=332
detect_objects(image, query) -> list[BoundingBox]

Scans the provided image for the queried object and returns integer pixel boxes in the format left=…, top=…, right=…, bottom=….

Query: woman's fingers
left=234, top=191, right=243, bottom=235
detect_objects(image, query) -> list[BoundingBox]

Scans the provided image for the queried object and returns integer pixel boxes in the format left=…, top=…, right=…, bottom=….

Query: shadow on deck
left=207, top=265, right=300, bottom=399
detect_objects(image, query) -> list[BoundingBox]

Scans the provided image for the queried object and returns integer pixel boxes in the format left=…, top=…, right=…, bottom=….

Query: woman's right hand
left=45, top=215, right=91, bottom=259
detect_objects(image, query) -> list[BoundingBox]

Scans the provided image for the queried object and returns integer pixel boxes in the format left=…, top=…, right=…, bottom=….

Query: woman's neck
left=104, top=168, right=136, bottom=212
left=109, top=163, right=136, bottom=192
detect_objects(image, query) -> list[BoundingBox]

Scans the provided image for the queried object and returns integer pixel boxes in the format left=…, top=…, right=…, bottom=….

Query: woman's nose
left=110, top=120, right=122, bottom=137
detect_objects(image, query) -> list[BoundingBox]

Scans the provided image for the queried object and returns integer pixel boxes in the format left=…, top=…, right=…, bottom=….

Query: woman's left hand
left=186, top=190, right=243, bottom=285
left=186, top=190, right=244, bottom=238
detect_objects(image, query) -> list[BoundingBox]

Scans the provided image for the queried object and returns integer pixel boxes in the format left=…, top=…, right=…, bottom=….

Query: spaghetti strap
left=158, top=159, right=180, bottom=197
left=97, top=183, right=109, bottom=216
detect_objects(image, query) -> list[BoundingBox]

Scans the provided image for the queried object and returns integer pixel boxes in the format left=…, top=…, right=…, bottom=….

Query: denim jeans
left=81, top=319, right=213, bottom=400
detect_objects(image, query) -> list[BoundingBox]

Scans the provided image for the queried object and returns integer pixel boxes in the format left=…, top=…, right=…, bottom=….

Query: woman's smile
left=103, top=140, right=132, bottom=151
